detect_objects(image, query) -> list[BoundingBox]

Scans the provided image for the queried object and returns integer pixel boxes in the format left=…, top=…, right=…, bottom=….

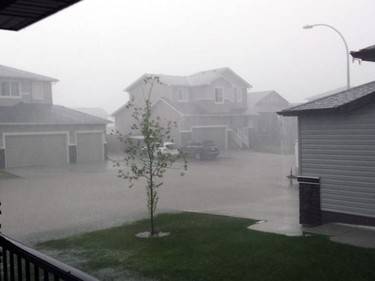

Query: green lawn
left=37, top=212, right=375, bottom=281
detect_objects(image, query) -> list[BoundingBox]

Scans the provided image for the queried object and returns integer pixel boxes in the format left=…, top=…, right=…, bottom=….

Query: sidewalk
left=302, top=223, right=375, bottom=249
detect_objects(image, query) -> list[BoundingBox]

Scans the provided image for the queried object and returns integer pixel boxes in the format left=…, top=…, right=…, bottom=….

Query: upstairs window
left=0, top=81, right=20, bottom=97
left=177, top=88, right=188, bottom=102
left=236, top=88, right=243, bottom=102
left=214, top=88, right=224, bottom=103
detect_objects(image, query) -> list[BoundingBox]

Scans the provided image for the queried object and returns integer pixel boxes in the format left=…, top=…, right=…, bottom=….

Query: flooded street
left=1, top=151, right=298, bottom=245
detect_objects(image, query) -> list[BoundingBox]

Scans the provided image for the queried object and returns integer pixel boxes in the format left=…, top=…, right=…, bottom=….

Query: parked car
left=180, top=140, right=219, bottom=160
left=156, top=142, right=180, bottom=157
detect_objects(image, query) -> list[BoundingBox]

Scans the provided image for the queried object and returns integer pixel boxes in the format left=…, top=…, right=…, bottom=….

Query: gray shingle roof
left=0, top=64, right=58, bottom=82
left=278, top=81, right=375, bottom=116
left=125, top=67, right=251, bottom=91
left=246, top=91, right=290, bottom=115
left=0, top=103, right=108, bottom=124
left=351, top=45, right=375, bottom=62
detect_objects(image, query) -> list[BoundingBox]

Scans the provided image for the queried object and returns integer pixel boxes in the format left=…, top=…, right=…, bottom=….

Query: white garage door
left=76, top=132, right=104, bottom=163
left=5, top=133, right=68, bottom=168
left=192, top=127, right=227, bottom=150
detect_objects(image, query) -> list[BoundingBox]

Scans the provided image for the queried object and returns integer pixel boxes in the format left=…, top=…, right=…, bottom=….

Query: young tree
left=115, top=76, right=187, bottom=236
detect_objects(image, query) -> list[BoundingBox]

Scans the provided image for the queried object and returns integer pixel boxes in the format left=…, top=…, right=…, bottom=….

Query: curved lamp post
left=303, top=24, right=350, bottom=89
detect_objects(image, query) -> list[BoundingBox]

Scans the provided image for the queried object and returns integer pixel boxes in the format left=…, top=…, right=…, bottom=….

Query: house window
left=32, top=82, right=44, bottom=100
left=177, top=88, right=188, bottom=102
left=0, top=81, right=20, bottom=97
left=214, top=88, right=224, bottom=103
left=236, top=88, right=243, bottom=102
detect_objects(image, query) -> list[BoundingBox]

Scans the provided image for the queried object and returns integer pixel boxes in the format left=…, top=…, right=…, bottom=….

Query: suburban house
left=112, top=67, right=252, bottom=150
left=278, top=81, right=375, bottom=226
left=0, top=64, right=108, bottom=168
left=246, top=91, right=296, bottom=152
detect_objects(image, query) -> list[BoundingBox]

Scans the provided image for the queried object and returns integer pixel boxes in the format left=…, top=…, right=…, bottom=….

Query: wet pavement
left=2, top=151, right=375, bottom=249
left=1, top=151, right=299, bottom=245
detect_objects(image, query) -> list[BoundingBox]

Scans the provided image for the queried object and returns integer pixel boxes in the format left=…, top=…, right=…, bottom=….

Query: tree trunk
left=150, top=187, right=155, bottom=235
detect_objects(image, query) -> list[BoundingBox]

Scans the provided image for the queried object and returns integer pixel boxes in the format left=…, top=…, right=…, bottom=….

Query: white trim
left=219, top=68, right=252, bottom=88
left=0, top=96, right=21, bottom=99
left=75, top=130, right=105, bottom=161
left=215, top=75, right=234, bottom=87
left=0, top=123, right=107, bottom=126
left=191, top=125, right=228, bottom=150
left=3, top=131, right=70, bottom=168
left=3, top=131, right=70, bottom=137
left=151, top=98, right=184, bottom=116
left=184, top=114, right=246, bottom=117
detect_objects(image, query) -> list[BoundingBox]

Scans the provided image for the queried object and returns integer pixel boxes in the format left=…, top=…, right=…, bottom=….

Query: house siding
left=181, top=115, right=247, bottom=131
left=151, top=101, right=182, bottom=145
left=0, top=80, right=53, bottom=106
left=299, top=102, right=375, bottom=219
left=129, top=82, right=169, bottom=106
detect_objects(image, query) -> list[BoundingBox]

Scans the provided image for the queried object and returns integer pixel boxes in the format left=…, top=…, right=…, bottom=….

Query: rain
left=1, top=1, right=375, bottom=280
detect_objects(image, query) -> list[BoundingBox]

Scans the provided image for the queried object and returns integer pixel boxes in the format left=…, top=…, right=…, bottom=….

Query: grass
left=37, top=212, right=375, bottom=281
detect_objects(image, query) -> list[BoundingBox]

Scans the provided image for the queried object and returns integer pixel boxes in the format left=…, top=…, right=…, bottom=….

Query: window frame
left=0, top=80, right=21, bottom=98
left=177, top=88, right=189, bottom=102
left=214, top=87, right=224, bottom=104
left=236, top=88, right=243, bottom=102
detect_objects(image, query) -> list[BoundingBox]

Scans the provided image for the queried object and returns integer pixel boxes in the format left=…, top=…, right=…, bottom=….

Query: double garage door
left=191, top=127, right=227, bottom=150
left=4, top=132, right=104, bottom=168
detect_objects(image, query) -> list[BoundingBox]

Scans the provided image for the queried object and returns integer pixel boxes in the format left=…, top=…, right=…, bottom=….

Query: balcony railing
left=0, top=234, right=98, bottom=281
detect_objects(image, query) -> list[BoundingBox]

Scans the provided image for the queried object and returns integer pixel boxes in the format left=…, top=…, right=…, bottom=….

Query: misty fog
left=1, top=1, right=375, bottom=280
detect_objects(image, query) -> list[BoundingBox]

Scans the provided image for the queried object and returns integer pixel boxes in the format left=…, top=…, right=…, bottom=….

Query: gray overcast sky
left=1, top=0, right=375, bottom=114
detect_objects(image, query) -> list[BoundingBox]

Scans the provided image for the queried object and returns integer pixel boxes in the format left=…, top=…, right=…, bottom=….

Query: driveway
left=0, top=151, right=299, bottom=245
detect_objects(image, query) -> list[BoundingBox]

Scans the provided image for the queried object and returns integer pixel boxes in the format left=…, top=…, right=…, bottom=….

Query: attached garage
left=192, top=126, right=227, bottom=150
left=4, top=133, right=69, bottom=168
left=76, top=131, right=104, bottom=163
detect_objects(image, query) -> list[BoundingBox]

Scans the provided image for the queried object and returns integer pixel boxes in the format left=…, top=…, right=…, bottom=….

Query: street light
left=303, top=24, right=350, bottom=89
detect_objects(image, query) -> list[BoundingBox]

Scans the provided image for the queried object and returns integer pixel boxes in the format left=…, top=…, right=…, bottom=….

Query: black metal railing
left=0, top=234, right=98, bottom=281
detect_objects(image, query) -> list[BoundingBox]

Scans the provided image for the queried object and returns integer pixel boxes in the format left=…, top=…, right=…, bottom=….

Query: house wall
left=181, top=115, right=248, bottom=131
left=299, top=102, right=375, bottom=220
left=114, top=106, right=133, bottom=135
left=128, top=82, right=170, bottom=106
left=151, top=101, right=183, bottom=145
left=190, top=78, right=247, bottom=110
left=0, top=79, right=53, bottom=106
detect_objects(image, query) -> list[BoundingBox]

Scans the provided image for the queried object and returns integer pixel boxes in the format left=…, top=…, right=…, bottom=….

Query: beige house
left=0, top=64, right=108, bottom=168
left=246, top=91, right=296, bottom=152
left=112, top=67, right=252, bottom=150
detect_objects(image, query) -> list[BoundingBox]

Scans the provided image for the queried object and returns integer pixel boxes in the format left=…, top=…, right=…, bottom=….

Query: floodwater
left=0, top=151, right=298, bottom=245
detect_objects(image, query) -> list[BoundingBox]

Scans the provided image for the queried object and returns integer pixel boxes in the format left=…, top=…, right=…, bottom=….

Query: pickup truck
left=180, top=141, right=219, bottom=160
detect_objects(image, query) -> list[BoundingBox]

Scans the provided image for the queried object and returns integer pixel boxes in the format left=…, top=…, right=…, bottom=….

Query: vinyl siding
left=299, top=102, right=375, bottom=218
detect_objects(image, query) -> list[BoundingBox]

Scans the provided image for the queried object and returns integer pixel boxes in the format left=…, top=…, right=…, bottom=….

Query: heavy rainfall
left=1, top=1, right=375, bottom=281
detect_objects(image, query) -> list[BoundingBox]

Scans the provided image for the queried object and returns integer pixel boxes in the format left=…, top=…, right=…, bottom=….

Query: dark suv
left=180, top=140, right=220, bottom=160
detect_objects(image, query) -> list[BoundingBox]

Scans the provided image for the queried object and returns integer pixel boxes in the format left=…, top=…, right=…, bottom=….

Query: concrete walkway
left=302, top=223, right=375, bottom=249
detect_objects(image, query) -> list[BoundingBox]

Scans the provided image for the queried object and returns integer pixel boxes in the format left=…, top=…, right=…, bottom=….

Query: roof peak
left=0, top=64, right=58, bottom=82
